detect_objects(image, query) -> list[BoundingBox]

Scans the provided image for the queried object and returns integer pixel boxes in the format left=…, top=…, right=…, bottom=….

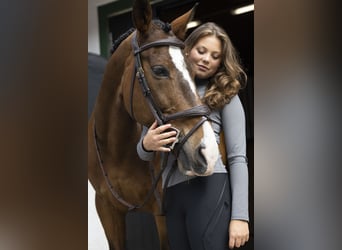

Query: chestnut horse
left=88, top=0, right=219, bottom=249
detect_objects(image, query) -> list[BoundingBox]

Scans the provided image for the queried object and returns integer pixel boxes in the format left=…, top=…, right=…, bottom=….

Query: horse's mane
left=110, top=28, right=135, bottom=54
left=110, top=20, right=172, bottom=54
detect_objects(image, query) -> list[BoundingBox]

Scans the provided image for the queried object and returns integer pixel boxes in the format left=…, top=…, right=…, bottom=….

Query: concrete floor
left=88, top=181, right=108, bottom=250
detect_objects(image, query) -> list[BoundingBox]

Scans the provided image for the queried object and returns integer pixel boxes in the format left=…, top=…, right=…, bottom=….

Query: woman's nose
left=202, top=58, right=209, bottom=64
left=202, top=54, right=210, bottom=64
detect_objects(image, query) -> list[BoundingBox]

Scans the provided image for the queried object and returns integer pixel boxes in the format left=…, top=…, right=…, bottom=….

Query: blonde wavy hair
left=184, top=22, right=247, bottom=110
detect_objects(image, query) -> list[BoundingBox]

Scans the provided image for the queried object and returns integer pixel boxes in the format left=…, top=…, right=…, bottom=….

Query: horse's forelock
left=153, top=19, right=172, bottom=33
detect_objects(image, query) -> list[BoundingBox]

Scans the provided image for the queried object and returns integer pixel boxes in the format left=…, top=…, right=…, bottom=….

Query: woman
left=137, top=22, right=249, bottom=249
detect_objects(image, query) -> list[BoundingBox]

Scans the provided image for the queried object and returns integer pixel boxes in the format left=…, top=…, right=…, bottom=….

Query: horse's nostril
left=195, top=143, right=207, bottom=170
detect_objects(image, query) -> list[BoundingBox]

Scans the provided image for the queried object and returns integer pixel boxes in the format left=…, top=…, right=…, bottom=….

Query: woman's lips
left=197, top=64, right=209, bottom=71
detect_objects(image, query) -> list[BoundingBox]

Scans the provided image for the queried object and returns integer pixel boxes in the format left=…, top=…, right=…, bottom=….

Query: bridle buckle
left=165, top=127, right=180, bottom=150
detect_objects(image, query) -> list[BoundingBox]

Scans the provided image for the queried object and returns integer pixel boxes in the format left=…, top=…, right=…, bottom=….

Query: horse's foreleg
left=95, top=194, right=126, bottom=250
left=154, top=214, right=169, bottom=250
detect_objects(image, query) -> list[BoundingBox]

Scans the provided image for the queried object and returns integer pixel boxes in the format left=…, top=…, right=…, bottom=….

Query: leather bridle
left=130, top=31, right=210, bottom=156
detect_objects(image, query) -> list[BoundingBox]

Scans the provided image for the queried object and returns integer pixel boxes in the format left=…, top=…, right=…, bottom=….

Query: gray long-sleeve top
left=137, top=83, right=249, bottom=221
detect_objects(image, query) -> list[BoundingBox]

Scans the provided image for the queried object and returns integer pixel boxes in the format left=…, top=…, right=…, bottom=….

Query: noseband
left=130, top=31, right=210, bottom=156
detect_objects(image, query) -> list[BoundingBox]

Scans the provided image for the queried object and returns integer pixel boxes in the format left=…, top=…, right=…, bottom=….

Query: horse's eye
left=151, top=65, right=169, bottom=78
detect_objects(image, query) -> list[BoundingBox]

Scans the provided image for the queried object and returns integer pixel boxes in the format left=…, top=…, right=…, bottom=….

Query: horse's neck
left=95, top=82, right=135, bottom=134
left=94, top=54, right=138, bottom=151
left=94, top=101, right=139, bottom=164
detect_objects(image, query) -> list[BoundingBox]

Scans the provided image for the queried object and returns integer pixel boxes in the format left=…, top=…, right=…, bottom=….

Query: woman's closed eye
left=212, top=54, right=221, bottom=60
left=197, top=48, right=206, bottom=55
left=197, top=50, right=220, bottom=61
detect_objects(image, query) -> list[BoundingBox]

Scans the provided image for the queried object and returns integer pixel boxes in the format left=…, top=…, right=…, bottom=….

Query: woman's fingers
left=155, top=123, right=172, bottom=133
left=153, top=136, right=178, bottom=152
left=158, top=130, right=177, bottom=140
left=152, top=123, right=178, bottom=142
left=228, top=220, right=249, bottom=249
left=144, top=121, right=178, bottom=152
left=148, top=120, right=158, bottom=131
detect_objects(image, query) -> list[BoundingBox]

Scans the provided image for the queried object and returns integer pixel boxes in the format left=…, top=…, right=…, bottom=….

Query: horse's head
left=122, top=0, right=219, bottom=176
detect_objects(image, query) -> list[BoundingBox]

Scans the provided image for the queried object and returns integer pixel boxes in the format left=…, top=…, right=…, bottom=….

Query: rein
left=93, top=121, right=164, bottom=211
left=93, top=29, right=212, bottom=213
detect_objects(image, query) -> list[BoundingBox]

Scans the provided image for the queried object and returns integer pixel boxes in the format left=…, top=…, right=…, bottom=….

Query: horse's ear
left=132, top=0, right=152, bottom=35
left=170, top=3, right=198, bottom=41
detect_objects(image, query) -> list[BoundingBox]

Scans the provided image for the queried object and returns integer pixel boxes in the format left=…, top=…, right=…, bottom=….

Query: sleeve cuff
left=137, top=138, right=154, bottom=161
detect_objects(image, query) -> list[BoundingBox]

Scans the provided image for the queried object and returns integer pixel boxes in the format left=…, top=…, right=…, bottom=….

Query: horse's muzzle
left=177, top=143, right=215, bottom=176
left=193, top=142, right=210, bottom=174
left=176, top=121, right=219, bottom=176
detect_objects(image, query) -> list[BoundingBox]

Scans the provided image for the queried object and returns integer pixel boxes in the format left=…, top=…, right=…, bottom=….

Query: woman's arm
left=137, top=125, right=155, bottom=161
left=221, top=95, right=250, bottom=248
left=221, top=95, right=249, bottom=221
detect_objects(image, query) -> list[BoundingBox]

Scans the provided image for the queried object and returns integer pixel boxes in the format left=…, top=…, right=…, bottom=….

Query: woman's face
left=188, top=35, right=222, bottom=79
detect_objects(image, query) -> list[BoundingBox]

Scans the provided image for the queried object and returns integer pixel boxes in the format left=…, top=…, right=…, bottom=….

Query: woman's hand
left=142, top=120, right=178, bottom=152
left=228, top=219, right=249, bottom=249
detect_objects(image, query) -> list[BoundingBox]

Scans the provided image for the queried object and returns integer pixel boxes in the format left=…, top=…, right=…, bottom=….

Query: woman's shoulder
left=221, top=95, right=244, bottom=116
left=230, top=94, right=241, bottom=103
left=224, top=95, right=242, bottom=108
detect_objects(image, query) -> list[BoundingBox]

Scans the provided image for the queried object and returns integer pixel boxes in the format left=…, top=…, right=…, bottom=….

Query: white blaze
left=169, top=46, right=196, bottom=95
left=169, top=46, right=219, bottom=175
left=201, top=121, right=219, bottom=172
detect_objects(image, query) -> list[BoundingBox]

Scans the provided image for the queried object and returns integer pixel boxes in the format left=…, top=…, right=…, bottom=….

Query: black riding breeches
left=164, top=173, right=231, bottom=250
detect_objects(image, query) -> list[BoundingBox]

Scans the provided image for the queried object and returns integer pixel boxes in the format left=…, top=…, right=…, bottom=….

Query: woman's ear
left=170, top=3, right=198, bottom=41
